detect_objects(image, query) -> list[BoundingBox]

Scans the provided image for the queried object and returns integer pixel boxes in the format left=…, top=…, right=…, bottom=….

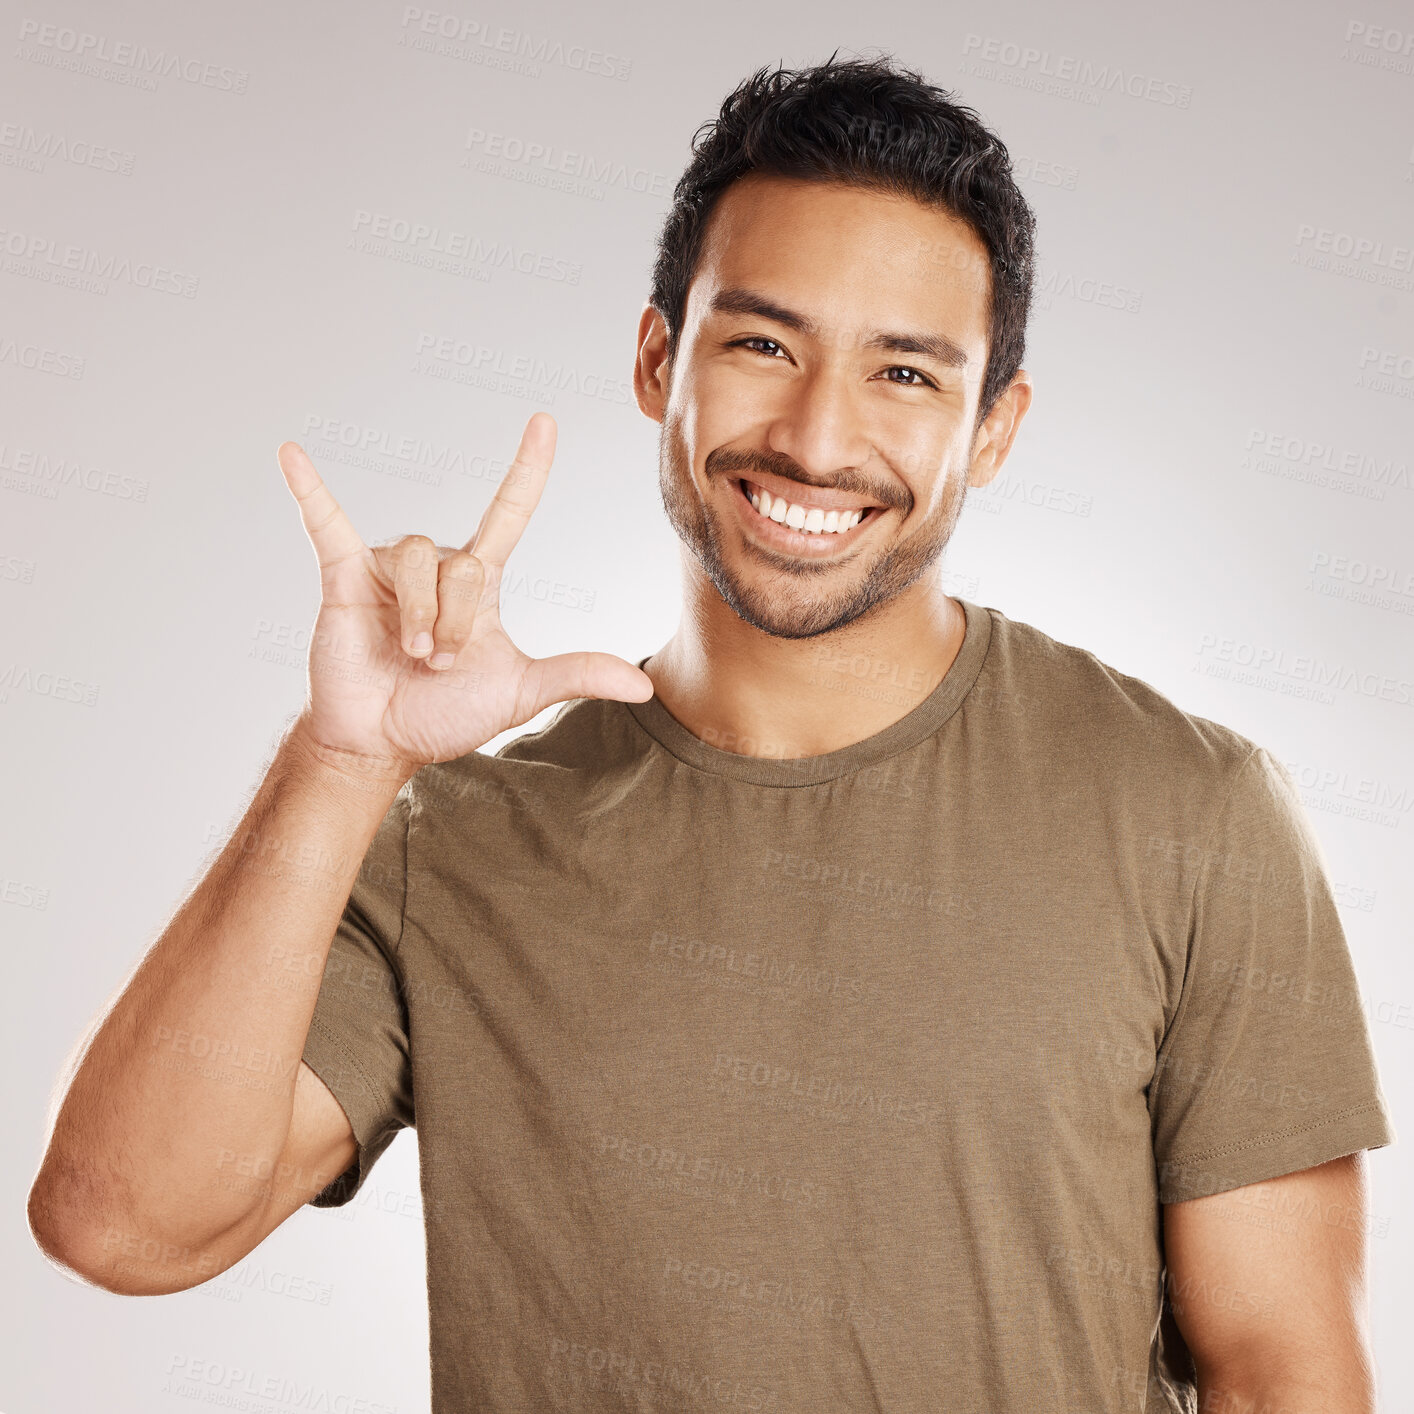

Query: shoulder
left=404, top=694, right=641, bottom=821
left=971, top=602, right=1265, bottom=796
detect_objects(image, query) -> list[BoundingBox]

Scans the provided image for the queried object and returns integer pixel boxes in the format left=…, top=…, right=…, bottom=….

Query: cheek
left=668, top=371, right=726, bottom=444
left=891, top=441, right=947, bottom=511
left=675, top=381, right=764, bottom=477
left=903, top=461, right=966, bottom=524
left=695, top=370, right=771, bottom=434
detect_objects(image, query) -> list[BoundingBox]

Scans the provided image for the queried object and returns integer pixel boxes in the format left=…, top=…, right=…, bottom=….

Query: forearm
left=28, top=718, right=412, bottom=1268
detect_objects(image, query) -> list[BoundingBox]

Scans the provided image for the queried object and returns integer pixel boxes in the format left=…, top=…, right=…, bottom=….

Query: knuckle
left=504, top=457, right=536, bottom=491
left=397, top=568, right=437, bottom=594
left=431, top=626, right=469, bottom=653
left=440, top=549, right=483, bottom=578
left=438, top=553, right=484, bottom=612
left=397, top=533, right=438, bottom=564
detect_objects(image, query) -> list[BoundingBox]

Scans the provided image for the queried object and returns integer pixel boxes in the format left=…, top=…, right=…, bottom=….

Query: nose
left=763, top=363, right=874, bottom=488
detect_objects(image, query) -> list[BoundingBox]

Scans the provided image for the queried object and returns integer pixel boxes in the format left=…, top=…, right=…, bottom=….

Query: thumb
left=523, top=652, right=655, bottom=719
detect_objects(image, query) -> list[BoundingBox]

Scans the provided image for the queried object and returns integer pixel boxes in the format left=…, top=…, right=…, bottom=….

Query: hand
left=276, top=411, right=653, bottom=777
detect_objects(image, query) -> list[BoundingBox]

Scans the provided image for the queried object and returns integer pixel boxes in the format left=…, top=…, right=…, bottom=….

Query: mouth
left=732, top=476, right=884, bottom=550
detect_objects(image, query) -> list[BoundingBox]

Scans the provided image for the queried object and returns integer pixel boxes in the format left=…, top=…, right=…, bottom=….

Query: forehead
left=688, top=171, right=992, bottom=341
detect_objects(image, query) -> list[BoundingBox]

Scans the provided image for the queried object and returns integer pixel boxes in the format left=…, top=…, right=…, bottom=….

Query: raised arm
left=26, top=412, right=653, bottom=1294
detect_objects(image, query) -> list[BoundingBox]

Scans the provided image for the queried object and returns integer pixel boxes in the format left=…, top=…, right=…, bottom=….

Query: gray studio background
left=4, top=1, right=1412, bottom=1408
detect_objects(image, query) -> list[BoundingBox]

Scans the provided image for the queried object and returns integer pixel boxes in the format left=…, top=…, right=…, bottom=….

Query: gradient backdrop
left=4, top=1, right=1412, bottom=1408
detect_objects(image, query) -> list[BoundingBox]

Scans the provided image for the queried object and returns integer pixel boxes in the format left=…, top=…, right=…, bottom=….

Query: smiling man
left=639, top=169, right=1001, bottom=753
left=30, top=53, right=1394, bottom=1414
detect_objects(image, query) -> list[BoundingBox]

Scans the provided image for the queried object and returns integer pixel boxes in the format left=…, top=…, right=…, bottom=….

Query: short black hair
left=648, top=51, right=1037, bottom=427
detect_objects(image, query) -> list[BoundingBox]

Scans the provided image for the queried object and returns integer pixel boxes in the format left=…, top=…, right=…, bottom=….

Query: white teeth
left=747, top=482, right=868, bottom=535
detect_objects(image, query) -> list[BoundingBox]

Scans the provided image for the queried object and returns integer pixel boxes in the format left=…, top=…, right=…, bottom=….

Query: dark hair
left=648, top=51, right=1037, bottom=427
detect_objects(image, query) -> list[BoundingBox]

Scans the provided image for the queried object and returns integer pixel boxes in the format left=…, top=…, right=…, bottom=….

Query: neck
left=641, top=568, right=965, bottom=762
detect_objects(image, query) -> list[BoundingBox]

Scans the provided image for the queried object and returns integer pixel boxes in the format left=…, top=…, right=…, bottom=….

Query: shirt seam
left=619, top=607, right=996, bottom=790
left=1149, top=742, right=1264, bottom=1097
left=306, top=1011, right=389, bottom=1148
left=390, top=784, right=411, bottom=957
left=1163, top=1101, right=1386, bottom=1166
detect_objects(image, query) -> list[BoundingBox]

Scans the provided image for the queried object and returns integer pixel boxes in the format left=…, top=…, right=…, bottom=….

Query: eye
left=727, top=336, right=788, bottom=359
left=726, top=338, right=937, bottom=390
left=879, top=366, right=938, bottom=390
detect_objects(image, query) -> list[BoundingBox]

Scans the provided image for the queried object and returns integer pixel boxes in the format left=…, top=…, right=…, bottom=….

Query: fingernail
left=429, top=652, right=454, bottom=670
left=411, top=632, right=432, bottom=654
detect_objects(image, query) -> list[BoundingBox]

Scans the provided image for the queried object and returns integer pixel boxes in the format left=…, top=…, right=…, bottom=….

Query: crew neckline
left=623, top=597, right=993, bottom=787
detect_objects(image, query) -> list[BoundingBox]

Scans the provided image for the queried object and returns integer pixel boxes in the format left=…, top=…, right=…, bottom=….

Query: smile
left=735, top=477, right=882, bottom=539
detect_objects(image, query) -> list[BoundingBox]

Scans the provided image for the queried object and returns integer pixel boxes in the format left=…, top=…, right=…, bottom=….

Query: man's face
left=635, top=172, right=1023, bottom=640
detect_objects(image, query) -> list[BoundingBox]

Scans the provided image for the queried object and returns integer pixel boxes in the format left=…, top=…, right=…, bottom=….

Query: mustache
left=705, top=447, right=906, bottom=512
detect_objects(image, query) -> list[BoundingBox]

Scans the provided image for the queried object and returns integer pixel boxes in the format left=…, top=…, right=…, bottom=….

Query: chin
left=707, top=555, right=886, bottom=640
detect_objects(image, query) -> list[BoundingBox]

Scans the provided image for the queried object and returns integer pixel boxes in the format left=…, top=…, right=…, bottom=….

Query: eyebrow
left=706, top=286, right=969, bottom=370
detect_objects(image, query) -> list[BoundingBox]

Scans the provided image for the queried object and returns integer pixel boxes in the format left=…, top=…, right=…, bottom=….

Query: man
left=29, top=54, right=1394, bottom=1414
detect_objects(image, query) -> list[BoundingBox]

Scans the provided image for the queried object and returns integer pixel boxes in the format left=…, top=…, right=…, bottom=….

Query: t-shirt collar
left=623, top=597, right=993, bottom=787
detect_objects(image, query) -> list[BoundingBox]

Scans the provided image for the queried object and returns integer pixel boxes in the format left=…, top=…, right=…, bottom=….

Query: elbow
left=26, top=1172, right=217, bottom=1296
left=1193, top=1339, right=1378, bottom=1414
left=27, top=1175, right=128, bottom=1292
left=26, top=1177, right=115, bottom=1290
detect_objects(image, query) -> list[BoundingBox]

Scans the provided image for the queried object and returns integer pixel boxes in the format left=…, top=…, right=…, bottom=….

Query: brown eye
left=729, top=337, right=786, bottom=358
left=882, top=366, right=935, bottom=388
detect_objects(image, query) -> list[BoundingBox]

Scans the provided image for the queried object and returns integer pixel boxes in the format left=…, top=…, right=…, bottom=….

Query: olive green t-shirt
left=300, top=597, right=1394, bottom=1413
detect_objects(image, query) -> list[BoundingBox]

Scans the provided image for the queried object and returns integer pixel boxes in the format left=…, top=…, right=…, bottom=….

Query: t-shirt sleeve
left=1150, top=745, right=1396, bottom=1204
left=299, top=787, right=415, bottom=1208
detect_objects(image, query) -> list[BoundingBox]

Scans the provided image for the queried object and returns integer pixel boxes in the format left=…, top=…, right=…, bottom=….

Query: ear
left=967, top=371, right=1033, bottom=490
left=633, top=303, right=673, bottom=424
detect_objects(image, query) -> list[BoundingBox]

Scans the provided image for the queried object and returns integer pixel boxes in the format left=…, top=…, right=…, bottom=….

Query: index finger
left=277, top=441, right=367, bottom=570
left=462, top=411, right=556, bottom=569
